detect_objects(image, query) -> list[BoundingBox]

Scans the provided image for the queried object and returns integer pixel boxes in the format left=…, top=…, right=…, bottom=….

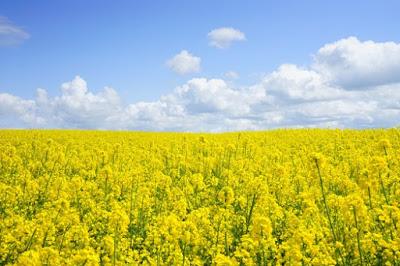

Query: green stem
left=314, top=159, right=345, bottom=265
left=245, top=194, right=257, bottom=233
left=367, top=186, right=372, bottom=209
left=315, top=160, right=336, bottom=241
left=113, top=225, right=119, bottom=266
left=378, top=172, right=389, bottom=205
left=353, top=206, right=363, bottom=265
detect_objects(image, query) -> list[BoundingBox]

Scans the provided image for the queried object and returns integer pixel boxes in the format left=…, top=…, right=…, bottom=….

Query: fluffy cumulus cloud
left=208, top=27, right=246, bottom=49
left=313, top=37, right=400, bottom=88
left=1, top=37, right=400, bottom=131
left=0, top=16, right=30, bottom=46
left=166, top=50, right=201, bottom=75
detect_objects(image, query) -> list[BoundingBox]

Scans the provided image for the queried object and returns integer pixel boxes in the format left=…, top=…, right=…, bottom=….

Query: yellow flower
left=1, top=129, right=400, bottom=265
left=214, top=253, right=238, bottom=265
left=218, top=186, right=235, bottom=205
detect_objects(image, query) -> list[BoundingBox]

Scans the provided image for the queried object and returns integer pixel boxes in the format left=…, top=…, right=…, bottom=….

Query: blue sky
left=1, top=1, right=400, bottom=131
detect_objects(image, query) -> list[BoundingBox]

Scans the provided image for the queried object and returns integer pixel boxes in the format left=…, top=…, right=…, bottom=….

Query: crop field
left=0, top=129, right=399, bottom=265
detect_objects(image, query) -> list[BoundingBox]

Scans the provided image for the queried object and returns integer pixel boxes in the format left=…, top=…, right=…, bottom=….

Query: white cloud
left=208, top=27, right=246, bottom=49
left=2, top=37, right=400, bottom=131
left=0, top=76, right=123, bottom=129
left=263, top=64, right=344, bottom=102
left=51, top=76, right=122, bottom=128
left=313, top=36, right=400, bottom=89
left=0, top=93, right=40, bottom=127
left=166, top=50, right=201, bottom=75
left=0, top=16, right=30, bottom=46
left=165, top=78, right=251, bottom=115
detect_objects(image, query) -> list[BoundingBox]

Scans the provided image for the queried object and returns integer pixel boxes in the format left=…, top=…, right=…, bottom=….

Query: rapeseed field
left=0, top=129, right=399, bottom=265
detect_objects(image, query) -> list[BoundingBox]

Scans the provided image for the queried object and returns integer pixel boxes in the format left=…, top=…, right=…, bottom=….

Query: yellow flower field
left=0, top=129, right=399, bottom=265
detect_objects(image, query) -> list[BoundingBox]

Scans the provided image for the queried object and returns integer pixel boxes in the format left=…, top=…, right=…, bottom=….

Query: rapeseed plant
left=0, top=129, right=399, bottom=265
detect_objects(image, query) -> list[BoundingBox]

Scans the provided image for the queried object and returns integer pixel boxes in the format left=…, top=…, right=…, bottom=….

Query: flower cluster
left=0, top=129, right=399, bottom=265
